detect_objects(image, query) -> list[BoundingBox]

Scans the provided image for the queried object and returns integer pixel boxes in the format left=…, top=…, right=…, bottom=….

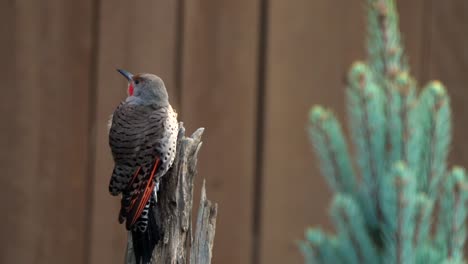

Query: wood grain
left=0, top=0, right=94, bottom=263
left=89, top=0, right=180, bottom=263
left=180, top=1, right=261, bottom=263
left=191, top=181, right=218, bottom=264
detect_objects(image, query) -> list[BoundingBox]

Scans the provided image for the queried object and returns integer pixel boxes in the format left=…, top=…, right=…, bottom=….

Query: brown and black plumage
left=108, top=69, right=178, bottom=264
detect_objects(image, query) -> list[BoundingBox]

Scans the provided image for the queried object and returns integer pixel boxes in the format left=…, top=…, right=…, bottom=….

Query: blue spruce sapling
left=301, top=0, right=468, bottom=263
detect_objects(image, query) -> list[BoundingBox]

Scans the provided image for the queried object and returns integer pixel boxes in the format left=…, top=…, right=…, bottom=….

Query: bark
left=125, top=124, right=218, bottom=264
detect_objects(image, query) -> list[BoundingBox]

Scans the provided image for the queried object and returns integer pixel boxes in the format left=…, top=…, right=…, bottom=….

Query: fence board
left=180, top=1, right=261, bottom=263
left=89, top=1, right=181, bottom=263
left=258, top=1, right=426, bottom=263
left=0, top=0, right=94, bottom=263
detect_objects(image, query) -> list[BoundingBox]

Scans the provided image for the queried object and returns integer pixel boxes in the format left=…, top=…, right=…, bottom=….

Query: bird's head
left=117, top=69, right=169, bottom=106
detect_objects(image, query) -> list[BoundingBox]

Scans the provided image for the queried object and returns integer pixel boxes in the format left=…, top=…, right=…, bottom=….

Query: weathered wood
left=124, top=125, right=217, bottom=264
left=190, top=181, right=218, bottom=264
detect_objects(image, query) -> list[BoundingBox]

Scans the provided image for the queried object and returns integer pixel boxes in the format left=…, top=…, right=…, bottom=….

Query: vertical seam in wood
left=252, top=0, right=269, bottom=263
left=419, top=0, right=433, bottom=82
left=174, top=0, right=186, bottom=112
left=84, top=0, right=101, bottom=262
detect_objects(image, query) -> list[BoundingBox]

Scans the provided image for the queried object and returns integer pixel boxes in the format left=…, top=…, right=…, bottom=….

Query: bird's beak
left=117, top=69, right=133, bottom=82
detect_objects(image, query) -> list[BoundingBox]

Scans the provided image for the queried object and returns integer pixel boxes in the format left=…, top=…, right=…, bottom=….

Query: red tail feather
left=126, top=158, right=160, bottom=229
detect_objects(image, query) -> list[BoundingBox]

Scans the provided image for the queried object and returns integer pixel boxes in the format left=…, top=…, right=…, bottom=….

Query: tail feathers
left=124, top=158, right=160, bottom=229
left=131, top=201, right=160, bottom=264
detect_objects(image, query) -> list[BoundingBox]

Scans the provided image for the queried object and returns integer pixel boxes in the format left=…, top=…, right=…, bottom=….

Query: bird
left=108, top=69, right=178, bottom=264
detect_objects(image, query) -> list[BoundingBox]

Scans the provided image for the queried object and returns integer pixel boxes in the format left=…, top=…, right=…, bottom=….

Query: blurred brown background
left=1, top=0, right=467, bottom=263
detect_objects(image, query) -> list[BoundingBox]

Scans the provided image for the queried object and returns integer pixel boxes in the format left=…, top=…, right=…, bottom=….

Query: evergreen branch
left=302, top=0, right=466, bottom=263
left=440, top=259, right=466, bottom=264
left=417, top=81, right=451, bottom=194
left=347, top=62, right=386, bottom=226
left=380, top=162, right=416, bottom=264
left=436, top=167, right=468, bottom=261
left=387, top=72, right=417, bottom=167
left=308, top=106, right=356, bottom=194
left=415, top=244, right=443, bottom=264
left=412, top=195, right=434, bottom=247
left=331, top=195, right=379, bottom=264
left=298, top=240, right=320, bottom=264
left=367, top=0, right=410, bottom=171
left=367, top=0, right=407, bottom=81
left=302, top=229, right=341, bottom=264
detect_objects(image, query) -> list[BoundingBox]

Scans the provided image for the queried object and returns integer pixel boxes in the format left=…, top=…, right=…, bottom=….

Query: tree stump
left=125, top=124, right=217, bottom=264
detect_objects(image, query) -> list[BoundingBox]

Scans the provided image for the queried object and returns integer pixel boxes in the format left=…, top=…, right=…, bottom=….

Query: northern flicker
left=108, top=69, right=178, bottom=264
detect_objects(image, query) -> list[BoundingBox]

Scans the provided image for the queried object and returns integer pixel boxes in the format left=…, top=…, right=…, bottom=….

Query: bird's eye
left=134, top=79, right=140, bottom=85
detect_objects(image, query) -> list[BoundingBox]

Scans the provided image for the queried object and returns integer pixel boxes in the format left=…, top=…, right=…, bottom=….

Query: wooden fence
left=1, top=0, right=467, bottom=263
